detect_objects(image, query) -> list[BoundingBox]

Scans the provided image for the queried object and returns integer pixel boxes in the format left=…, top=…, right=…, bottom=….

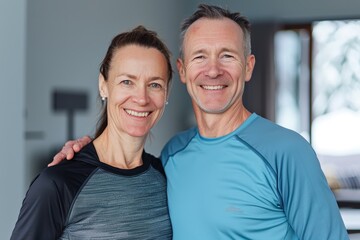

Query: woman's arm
left=10, top=171, right=66, bottom=240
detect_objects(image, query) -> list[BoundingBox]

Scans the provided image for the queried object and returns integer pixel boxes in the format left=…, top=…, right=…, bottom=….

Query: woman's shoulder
left=143, top=151, right=165, bottom=176
left=34, top=159, right=97, bottom=193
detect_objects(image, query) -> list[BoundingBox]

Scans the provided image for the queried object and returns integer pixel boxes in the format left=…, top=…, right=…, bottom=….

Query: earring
left=165, top=101, right=169, bottom=105
left=101, top=96, right=106, bottom=101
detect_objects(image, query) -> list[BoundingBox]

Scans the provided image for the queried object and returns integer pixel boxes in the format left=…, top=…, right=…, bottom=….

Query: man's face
left=177, top=18, right=255, bottom=114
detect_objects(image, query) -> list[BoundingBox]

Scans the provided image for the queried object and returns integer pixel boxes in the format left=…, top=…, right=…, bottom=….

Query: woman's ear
left=98, top=73, right=108, bottom=98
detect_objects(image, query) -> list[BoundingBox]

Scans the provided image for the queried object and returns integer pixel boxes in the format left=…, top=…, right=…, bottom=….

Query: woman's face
left=100, top=44, right=169, bottom=138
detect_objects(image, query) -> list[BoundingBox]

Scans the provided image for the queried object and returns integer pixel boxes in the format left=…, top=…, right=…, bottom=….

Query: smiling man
left=161, top=4, right=349, bottom=240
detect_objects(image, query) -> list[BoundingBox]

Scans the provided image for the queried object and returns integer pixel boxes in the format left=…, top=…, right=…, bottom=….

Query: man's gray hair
left=179, top=4, right=252, bottom=59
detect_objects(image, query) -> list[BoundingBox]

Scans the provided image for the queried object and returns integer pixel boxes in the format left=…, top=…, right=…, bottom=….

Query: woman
left=11, top=26, right=173, bottom=239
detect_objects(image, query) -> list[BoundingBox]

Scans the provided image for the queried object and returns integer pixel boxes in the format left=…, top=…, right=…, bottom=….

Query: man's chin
left=196, top=103, right=229, bottom=114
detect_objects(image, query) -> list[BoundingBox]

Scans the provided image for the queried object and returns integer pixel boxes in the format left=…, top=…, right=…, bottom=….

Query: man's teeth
left=125, top=110, right=149, bottom=117
left=202, top=85, right=224, bottom=90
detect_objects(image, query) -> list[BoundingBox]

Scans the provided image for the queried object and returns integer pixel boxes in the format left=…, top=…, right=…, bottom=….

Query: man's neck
left=195, top=107, right=251, bottom=138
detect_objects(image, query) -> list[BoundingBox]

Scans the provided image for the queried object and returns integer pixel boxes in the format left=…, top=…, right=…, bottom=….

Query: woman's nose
left=133, top=86, right=150, bottom=105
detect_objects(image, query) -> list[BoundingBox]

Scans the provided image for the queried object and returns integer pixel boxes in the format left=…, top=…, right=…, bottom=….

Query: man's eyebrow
left=190, top=49, right=206, bottom=56
left=190, top=47, right=238, bottom=55
left=219, top=47, right=238, bottom=53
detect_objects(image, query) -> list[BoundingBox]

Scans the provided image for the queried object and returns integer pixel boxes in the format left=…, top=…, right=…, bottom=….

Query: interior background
left=1, top=0, right=360, bottom=238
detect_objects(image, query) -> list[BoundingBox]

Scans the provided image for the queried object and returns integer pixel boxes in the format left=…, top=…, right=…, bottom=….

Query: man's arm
left=280, top=141, right=349, bottom=239
left=48, top=135, right=92, bottom=166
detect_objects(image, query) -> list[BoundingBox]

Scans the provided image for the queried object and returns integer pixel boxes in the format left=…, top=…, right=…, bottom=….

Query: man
left=51, top=4, right=349, bottom=239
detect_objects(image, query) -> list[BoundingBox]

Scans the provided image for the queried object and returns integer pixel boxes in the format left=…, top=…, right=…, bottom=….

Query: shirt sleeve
left=278, top=138, right=349, bottom=240
left=10, top=170, right=66, bottom=240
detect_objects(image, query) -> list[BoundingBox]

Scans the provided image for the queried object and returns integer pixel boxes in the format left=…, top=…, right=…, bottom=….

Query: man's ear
left=176, top=58, right=186, bottom=84
left=98, top=73, right=108, bottom=97
left=245, top=54, right=256, bottom=82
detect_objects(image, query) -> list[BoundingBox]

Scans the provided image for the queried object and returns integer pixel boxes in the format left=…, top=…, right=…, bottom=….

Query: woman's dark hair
left=94, top=26, right=173, bottom=138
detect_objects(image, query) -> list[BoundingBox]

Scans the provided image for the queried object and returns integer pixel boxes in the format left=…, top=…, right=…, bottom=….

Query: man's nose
left=204, top=58, right=223, bottom=78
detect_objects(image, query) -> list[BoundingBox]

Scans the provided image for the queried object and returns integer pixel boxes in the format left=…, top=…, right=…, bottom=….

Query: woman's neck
left=93, top=128, right=146, bottom=169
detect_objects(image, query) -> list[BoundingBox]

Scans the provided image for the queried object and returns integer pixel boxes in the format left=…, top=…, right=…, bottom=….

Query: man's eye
left=193, top=55, right=205, bottom=61
left=222, top=54, right=234, bottom=59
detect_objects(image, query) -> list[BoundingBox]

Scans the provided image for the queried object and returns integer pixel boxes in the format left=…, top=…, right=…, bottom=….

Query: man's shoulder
left=239, top=114, right=309, bottom=147
left=160, top=127, right=197, bottom=163
left=164, top=127, right=197, bottom=149
left=238, top=115, right=316, bottom=169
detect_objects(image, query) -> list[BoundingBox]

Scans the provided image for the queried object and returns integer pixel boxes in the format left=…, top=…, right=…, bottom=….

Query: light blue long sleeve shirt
left=161, top=113, right=348, bottom=240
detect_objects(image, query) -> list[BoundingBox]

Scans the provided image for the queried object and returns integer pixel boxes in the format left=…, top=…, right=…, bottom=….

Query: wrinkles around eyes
left=185, top=58, right=243, bottom=72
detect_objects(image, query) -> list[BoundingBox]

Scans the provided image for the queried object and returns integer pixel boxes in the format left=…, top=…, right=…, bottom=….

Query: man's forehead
left=185, top=18, right=242, bottom=40
left=183, top=18, right=243, bottom=53
left=187, top=18, right=241, bottom=32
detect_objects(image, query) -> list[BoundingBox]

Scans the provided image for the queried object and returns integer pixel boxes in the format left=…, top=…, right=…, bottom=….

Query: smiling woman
left=10, top=26, right=173, bottom=240
left=98, top=45, right=168, bottom=140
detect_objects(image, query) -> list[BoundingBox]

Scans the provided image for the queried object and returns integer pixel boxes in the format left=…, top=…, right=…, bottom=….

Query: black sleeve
left=144, top=151, right=166, bottom=178
left=10, top=170, right=67, bottom=240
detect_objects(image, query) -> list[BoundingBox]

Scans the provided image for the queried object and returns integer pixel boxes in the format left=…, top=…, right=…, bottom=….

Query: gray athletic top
left=11, top=142, right=172, bottom=240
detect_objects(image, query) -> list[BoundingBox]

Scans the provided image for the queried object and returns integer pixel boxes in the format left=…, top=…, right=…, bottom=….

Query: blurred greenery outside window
left=275, top=20, right=360, bottom=189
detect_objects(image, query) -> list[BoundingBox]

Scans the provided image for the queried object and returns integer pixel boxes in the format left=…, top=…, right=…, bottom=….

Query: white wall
left=0, top=0, right=26, bottom=239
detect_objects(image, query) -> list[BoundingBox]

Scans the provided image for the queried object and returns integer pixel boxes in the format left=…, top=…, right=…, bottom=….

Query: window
left=274, top=26, right=311, bottom=141
left=275, top=20, right=360, bottom=190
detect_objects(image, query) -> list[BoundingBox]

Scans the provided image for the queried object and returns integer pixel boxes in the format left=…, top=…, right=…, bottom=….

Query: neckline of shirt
left=80, top=142, right=152, bottom=176
left=196, top=113, right=258, bottom=144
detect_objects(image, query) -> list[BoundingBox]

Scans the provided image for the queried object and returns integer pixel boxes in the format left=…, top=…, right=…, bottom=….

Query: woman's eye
left=149, top=82, right=162, bottom=89
left=120, top=80, right=131, bottom=85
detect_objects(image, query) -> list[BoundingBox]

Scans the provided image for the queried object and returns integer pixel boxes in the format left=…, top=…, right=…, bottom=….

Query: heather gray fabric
left=11, top=142, right=172, bottom=240
left=60, top=167, right=171, bottom=239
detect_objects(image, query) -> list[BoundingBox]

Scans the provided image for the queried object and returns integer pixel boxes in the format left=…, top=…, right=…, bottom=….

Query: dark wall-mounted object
left=52, top=90, right=88, bottom=140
